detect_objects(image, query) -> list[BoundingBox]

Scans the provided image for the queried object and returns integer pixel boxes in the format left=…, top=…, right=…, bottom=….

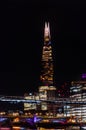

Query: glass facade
left=40, top=23, right=54, bottom=86
left=24, top=22, right=56, bottom=111
left=39, top=22, right=56, bottom=106
left=70, top=81, right=86, bottom=122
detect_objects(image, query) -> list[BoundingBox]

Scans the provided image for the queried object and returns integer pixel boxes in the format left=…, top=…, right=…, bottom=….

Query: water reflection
left=0, top=128, right=79, bottom=130
left=38, top=128, right=65, bottom=130
left=0, top=128, right=65, bottom=130
left=1, top=126, right=86, bottom=130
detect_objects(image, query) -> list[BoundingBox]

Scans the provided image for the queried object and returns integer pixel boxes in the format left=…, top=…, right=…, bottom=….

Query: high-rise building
left=24, top=22, right=56, bottom=112
left=40, top=22, right=53, bottom=86
left=39, top=22, right=56, bottom=103
left=69, top=80, right=86, bottom=122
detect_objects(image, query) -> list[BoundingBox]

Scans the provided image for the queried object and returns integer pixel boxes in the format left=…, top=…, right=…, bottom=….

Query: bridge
left=0, top=95, right=86, bottom=105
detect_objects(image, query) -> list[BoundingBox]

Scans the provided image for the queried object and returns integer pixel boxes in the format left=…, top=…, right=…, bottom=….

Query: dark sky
left=1, top=1, right=86, bottom=95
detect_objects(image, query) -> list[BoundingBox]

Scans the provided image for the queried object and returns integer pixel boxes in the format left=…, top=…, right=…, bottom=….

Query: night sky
left=1, top=1, right=86, bottom=95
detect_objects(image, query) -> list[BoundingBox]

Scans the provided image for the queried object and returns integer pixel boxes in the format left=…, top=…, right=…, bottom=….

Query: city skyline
left=1, top=1, right=86, bottom=95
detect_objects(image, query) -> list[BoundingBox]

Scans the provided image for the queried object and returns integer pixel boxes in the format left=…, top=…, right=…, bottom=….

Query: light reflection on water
left=0, top=126, right=82, bottom=130
left=0, top=128, right=65, bottom=130
left=37, top=128, right=64, bottom=130
left=0, top=127, right=82, bottom=130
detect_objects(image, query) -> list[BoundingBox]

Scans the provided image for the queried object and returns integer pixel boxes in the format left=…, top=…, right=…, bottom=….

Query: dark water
left=0, top=127, right=82, bottom=130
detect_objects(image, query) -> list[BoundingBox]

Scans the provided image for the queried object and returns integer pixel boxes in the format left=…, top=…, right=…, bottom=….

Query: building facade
left=67, top=80, right=86, bottom=122
left=39, top=22, right=56, bottom=101
left=24, top=22, right=56, bottom=113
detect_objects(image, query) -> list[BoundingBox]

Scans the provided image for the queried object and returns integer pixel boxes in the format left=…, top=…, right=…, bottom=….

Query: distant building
left=24, top=22, right=56, bottom=112
left=69, top=80, right=86, bottom=122
left=24, top=93, right=36, bottom=111
left=39, top=22, right=56, bottom=101
left=38, top=22, right=56, bottom=112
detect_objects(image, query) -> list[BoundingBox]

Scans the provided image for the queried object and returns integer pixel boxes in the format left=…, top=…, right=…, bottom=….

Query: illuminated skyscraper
left=39, top=22, right=56, bottom=103
left=24, top=22, right=56, bottom=112
left=40, top=22, right=54, bottom=86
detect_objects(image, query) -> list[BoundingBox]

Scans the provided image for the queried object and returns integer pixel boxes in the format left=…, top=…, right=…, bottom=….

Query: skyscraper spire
left=39, top=22, right=56, bottom=101
left=44, top=22, right=51, bottom=42
left=40, top=22, right=53, bottom=86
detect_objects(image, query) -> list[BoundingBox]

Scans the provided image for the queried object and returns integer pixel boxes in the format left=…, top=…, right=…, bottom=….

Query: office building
left=24, top=22, right=56, bottom=112
left=39, top=22, right=56, bottom=101
left=69, top=80, right=86, bottom=122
